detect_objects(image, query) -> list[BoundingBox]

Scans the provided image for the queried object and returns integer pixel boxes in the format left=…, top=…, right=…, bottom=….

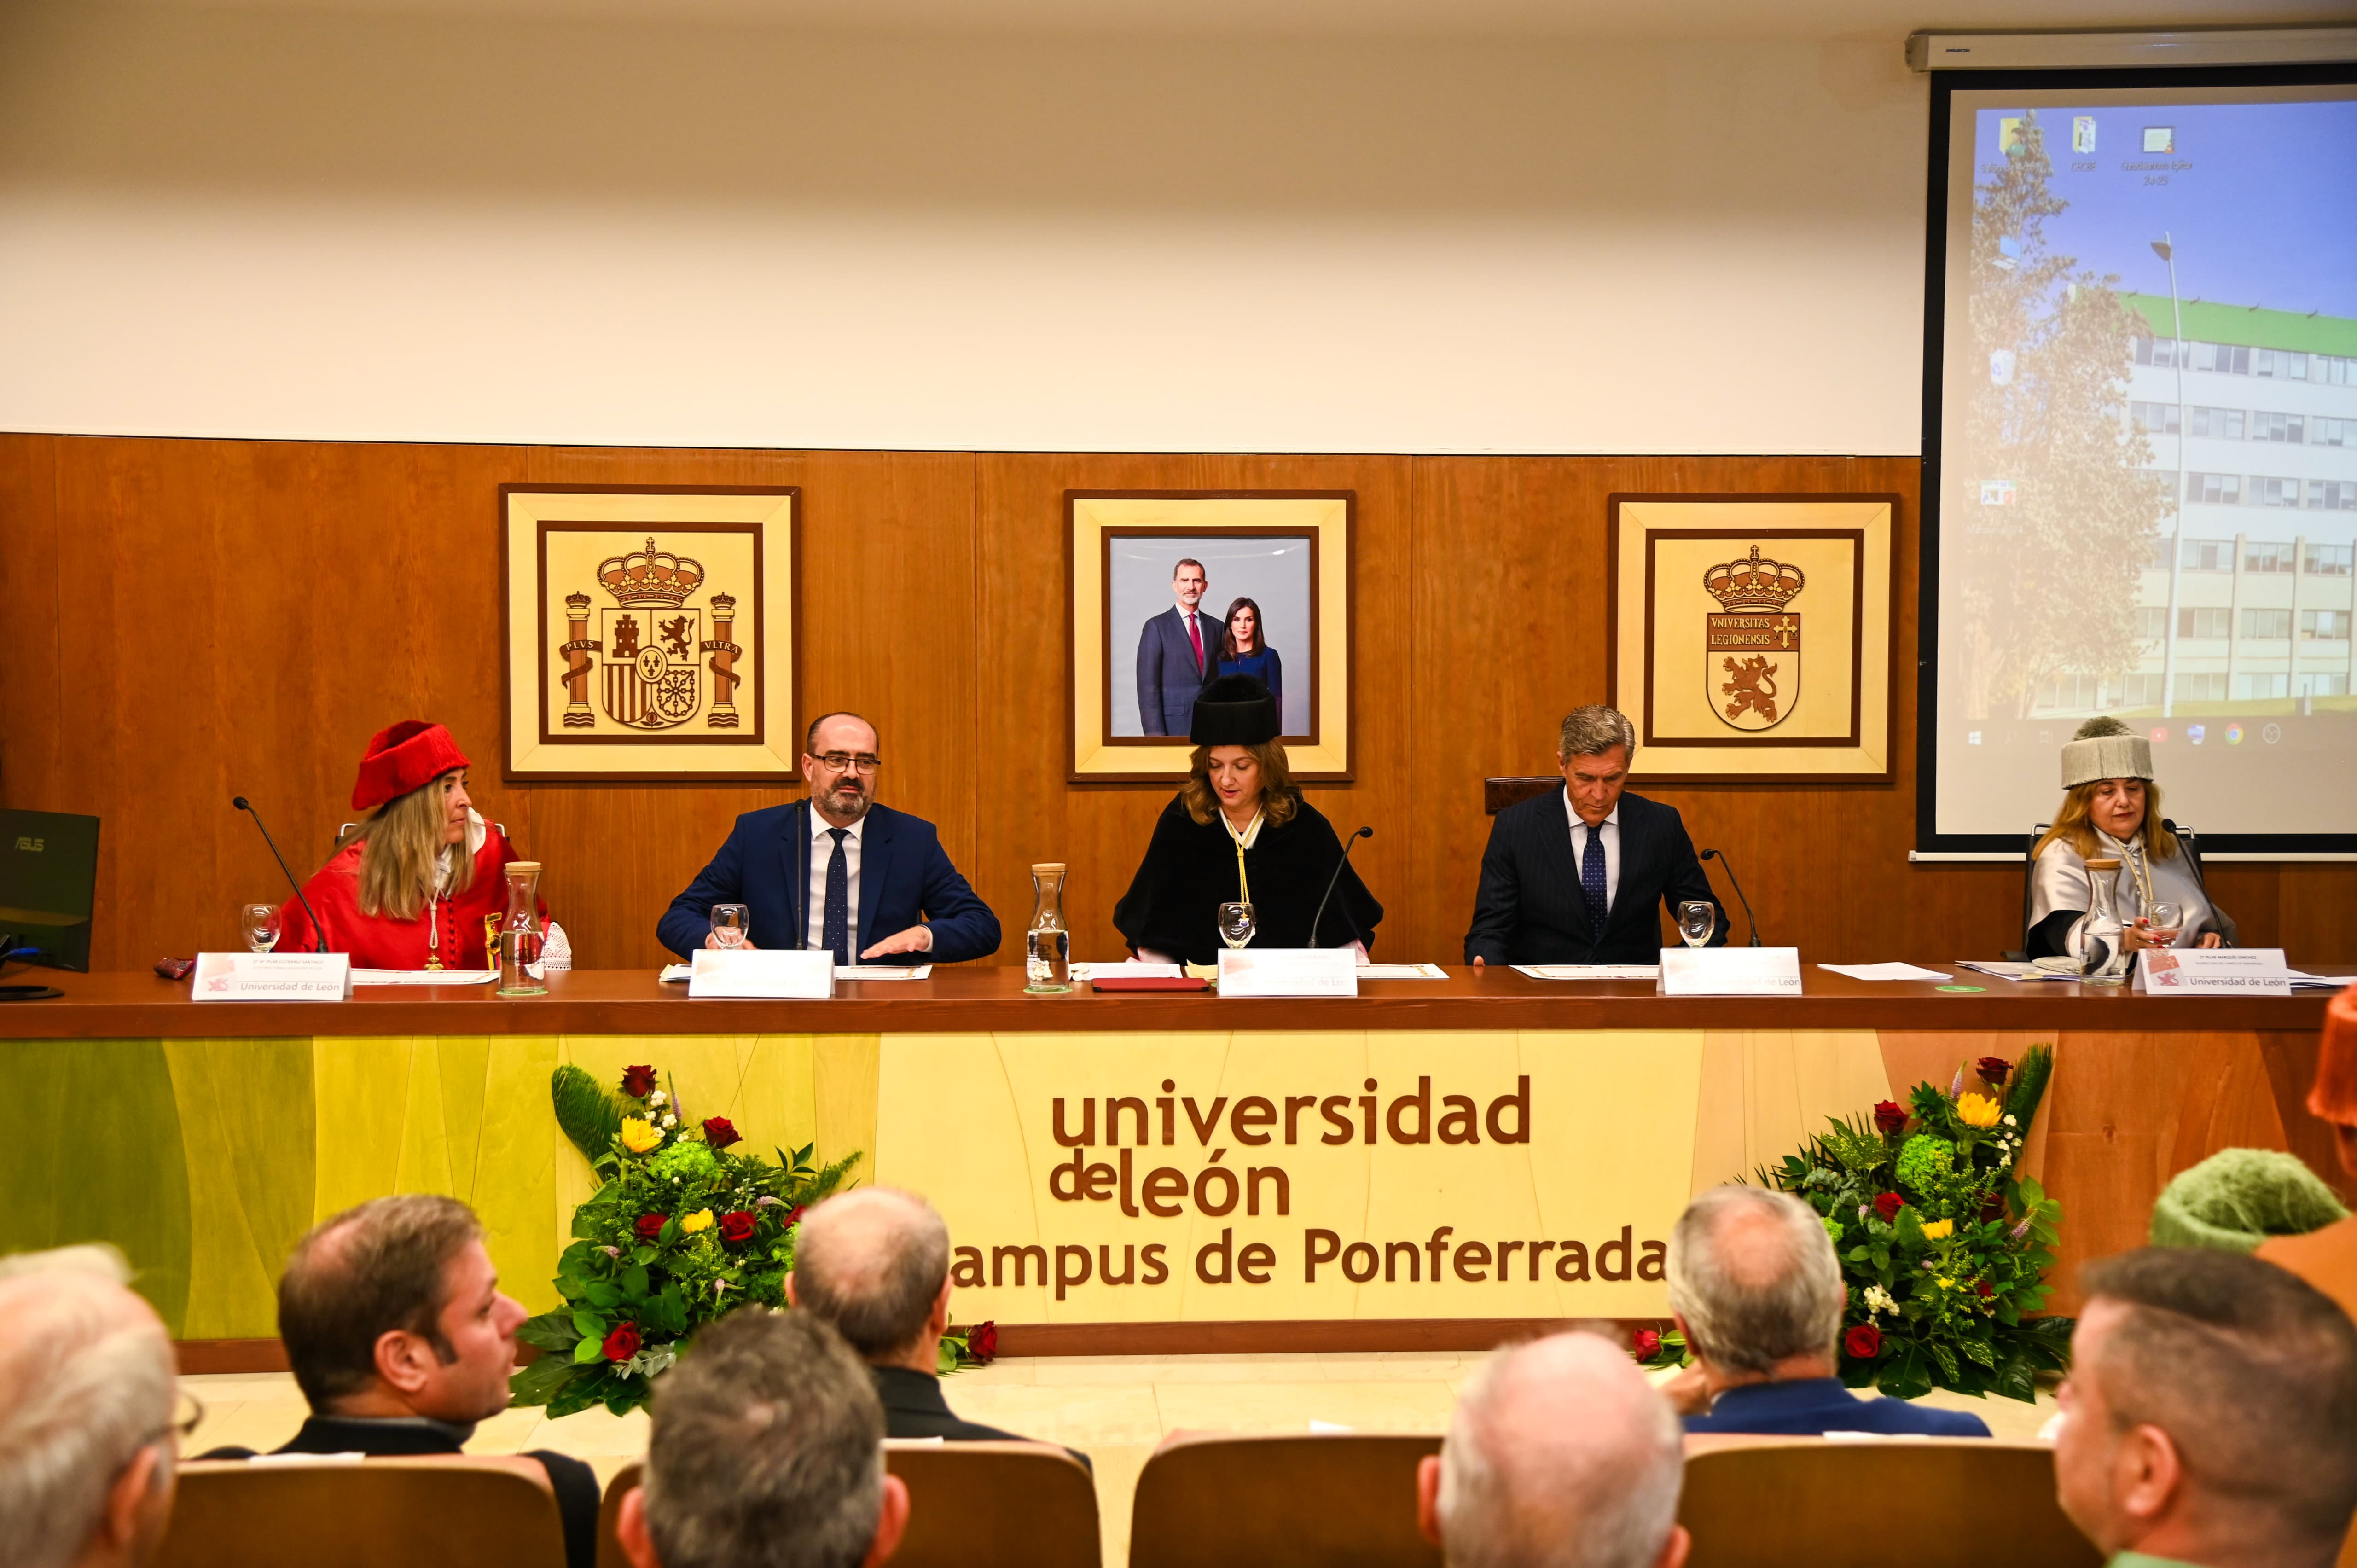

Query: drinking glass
left=238, top=902, right=281, bottom=954
left=1216, top=902, right=1257, bottom=951
left=1676, top=900, right=1716, bottom=948
left=2146, top=901, right=2183, bottom=945
left=709, top=905, right=750, bottom=949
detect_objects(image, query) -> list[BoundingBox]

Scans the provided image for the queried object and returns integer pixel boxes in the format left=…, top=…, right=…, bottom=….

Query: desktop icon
left=1999, top=117, right=2027, bottom=157
left=2149, top=727, right=2168, bottom=743
left=1966, top=730, right=1982, bottom=746
left=2142, top=126, right=2174, bottom=154
left=2225, top=723, right=2243, bottom=745
left=2072, top=116, right=2096, bottom=154
left=2263, top=723, right=2282, bottom=744
left=2187, top=724, right=2206, bottom=745
left=1980, top=477, right=2016, bottom=505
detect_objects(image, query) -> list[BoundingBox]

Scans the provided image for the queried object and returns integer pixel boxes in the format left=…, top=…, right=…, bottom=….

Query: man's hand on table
left=861, top=925, right=933, bottom=960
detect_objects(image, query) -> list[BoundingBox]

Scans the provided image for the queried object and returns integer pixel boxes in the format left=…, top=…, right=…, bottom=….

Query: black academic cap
left=1189, top=674, right=1279, bottom=746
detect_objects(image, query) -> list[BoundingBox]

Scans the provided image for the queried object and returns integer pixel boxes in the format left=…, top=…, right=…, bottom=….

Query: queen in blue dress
left=1215, top=598, right=1283, bottom=721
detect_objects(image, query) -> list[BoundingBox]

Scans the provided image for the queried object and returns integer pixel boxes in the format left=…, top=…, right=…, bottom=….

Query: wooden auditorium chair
left=596, top=1441, right=1100, bottom=1568
left=157, top=1455, right=567, bottom=1568
left=1678, top=1435, right=2100, bottom=1568
left=1126, top=1432, right=1441, bottom=1568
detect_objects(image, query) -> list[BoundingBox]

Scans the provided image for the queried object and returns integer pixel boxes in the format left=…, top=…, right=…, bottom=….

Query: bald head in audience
left=1666, top=1185, right=1842, bottom=1388
left=787, top=1188, right=952, bottom=1372
left=1417, top=1332, right=1689, bottom=1568
left=2055, top=1247, right=2357, bottom=1568
left=0, top=1246, right=181, bottom=1568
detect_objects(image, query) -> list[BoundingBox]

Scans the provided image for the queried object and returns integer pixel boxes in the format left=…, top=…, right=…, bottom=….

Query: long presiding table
left=5, top=965, right=2346, bottom=1368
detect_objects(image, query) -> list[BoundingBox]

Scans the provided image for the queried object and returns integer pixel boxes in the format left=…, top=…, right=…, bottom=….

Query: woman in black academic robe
left=1112, top=674, right=1382, bottom=966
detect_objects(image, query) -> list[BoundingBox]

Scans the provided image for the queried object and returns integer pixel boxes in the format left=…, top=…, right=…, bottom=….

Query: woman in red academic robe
left=277, top=720, right=543, bottom=970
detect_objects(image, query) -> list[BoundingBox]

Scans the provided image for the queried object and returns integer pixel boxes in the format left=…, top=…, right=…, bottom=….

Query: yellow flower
left=1921, top=1218, right=1955, bottom=1241
left=619, top=1117, right=662, bottom=1155
left=1956, top=1092, right=2001, bottom=1129
left=680, top=1209, right=715, bottom=1235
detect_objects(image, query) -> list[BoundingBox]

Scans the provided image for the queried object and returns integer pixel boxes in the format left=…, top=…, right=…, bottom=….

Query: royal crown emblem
left=598, top=537, right=706, bottom=608
left=552, top=536, right=743, bottom=733
left=1701, top=544, right=1804, bottom=732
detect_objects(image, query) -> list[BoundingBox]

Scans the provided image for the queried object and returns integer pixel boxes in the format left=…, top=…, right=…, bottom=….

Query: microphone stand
left=1698, top=848, right=1762, bottom=947
left=232, top=797, right=331, bottom=952
left=1310, top=826, right=1374, bottom=949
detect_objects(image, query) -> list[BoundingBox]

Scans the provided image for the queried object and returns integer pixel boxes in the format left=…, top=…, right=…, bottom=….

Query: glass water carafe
left=2074, top=856, right=2131, bottom=986
left=496, top=860, right=548, bottom=998
left=1025, top=862, right=1072, bottom=994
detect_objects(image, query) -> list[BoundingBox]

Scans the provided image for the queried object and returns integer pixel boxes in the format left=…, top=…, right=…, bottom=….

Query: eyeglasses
left=808, top=752, right=882, bottom=774
left=145, top=1390, right=206, bottom=1449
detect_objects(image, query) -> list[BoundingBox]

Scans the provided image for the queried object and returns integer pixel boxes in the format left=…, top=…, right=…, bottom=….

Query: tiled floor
left=185, top=1353, right=2059, bottom=1566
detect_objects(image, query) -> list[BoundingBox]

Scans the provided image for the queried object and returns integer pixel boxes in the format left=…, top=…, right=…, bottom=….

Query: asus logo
left=14, top=838, right=42, bottom=852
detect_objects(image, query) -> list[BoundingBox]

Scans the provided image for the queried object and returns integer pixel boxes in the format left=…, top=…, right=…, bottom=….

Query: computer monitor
left=0, top=809, right=99, bottom=971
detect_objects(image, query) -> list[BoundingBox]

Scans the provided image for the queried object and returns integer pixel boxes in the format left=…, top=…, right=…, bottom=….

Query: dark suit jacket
left=1463, top=789, right=1725, bottom=965
left=198, top=1414, right=599, bottom=1568
left=1683, top=1377, right=1991, bottom=1437
left=871, top=1365, right=1093, bottom=1472
left=657, top=801, right=1001, bottom=963
left=1135, top=605, right=1213, bottom=736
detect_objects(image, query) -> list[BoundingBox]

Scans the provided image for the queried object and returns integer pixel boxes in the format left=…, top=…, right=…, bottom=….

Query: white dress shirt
left=1565, top=790, right=1621, bottom=916
left=806, top=810, right=866, bottom=952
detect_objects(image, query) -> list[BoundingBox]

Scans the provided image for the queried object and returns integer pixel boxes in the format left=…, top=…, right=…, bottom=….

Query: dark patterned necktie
left=1581, top=827, right=1608, bottom=931
left=822, top=828, right=850, bottom=965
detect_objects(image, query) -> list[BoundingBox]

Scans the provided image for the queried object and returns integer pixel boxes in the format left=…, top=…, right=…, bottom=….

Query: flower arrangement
left=508, top=1062, right=861, bottom=1417
left=1753, top=1046, right=2071, bottom=1401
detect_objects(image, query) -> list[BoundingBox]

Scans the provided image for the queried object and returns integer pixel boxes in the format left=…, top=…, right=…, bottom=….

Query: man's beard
left=825, top=780, right=872, bottom=821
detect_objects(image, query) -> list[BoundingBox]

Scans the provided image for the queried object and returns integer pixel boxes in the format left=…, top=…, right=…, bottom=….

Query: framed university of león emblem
left=500, top=486, right=799, bottom=781
left=1605, top=494, right=1897, bottom=784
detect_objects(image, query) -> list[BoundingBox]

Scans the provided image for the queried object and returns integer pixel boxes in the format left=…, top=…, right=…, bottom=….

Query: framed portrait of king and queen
left=501, top=486, right=800, bottom=781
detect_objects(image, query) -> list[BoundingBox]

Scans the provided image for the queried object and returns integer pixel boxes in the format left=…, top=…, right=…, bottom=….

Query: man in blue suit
left=657, top=712, right=1000, bottom=964
left=1668, top=1186, right=1991, bottom=1437
left=1134, top=557, right=1213, bottom=737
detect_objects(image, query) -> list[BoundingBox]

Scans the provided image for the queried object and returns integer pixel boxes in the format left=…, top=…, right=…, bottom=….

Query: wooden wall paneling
left=0, top=435, right=63, bottom=813
left=974, top=455, right=1414, bottom=966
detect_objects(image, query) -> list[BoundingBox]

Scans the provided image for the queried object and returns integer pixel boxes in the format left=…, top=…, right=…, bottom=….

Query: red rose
left=1981, top=1191, right=2008, bottom=1223
left=1843, top=1324, right=1882, bottom=1359
left=720, top=1210, right=757, bottom=1244
left=1631, top=1328, right=1662, bottom=1358
left=621, top=1064, right=658, bottom=1098
left=967, top=1321, right=998, bottom=1364
left=1873, top=1100, right=1908, bottom=1136
left=634, top=1213, right=666, bottom=1241
left=1873, top=1192, right=1905, bottom=1223
left=783, top=1205, right=806, bottom=1229
left=702, top=1116, right=742, bottom=1150
left=1976, top=1056, right=2012, bottom=1087
left=602, top=1322, right=642, bottom=1362
left=1975, top=1279, right=1995, bottom=1299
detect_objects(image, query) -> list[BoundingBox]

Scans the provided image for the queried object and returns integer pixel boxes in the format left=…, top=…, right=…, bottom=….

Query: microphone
left=1697, top=848, right=1761, bottom=947
left=1310, top=826, right=1374, bottom=949
left=232, top=796, right=331, bottom=953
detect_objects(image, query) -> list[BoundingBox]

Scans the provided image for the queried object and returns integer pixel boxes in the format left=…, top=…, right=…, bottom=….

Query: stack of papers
left=1514, top=964, right=1660, bottom=981
left=1356, top=962, right=1448, bottom=980
left=657, top=963, right=931, bottom=982
left=1953, top=960, right=2078, bottom=983
left=354, top=969, right=496, bottom=986
left=1817, top=962, right=1953, bottom=982
left=2287, top=970, right=2349, bottom=991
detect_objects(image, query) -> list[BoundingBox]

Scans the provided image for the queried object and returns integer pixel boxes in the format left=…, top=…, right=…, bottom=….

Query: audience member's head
left=787, top=1188, right=952, bottom=1369
left=0, top=1246, right=181, bottom=1568
left=617, top=1309, right=908, bottom=1568
left=278, top=1194, right=526, bottom=1424
left=1664, top=1185, right=1842, bottom=1384
left=2056, top=1247, right=2357, bottom=1568
left=1416, top=1331, right=1687, bottom=1568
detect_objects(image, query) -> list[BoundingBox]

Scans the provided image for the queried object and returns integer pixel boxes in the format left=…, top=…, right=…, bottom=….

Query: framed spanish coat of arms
left=1606, top=494, right=1897, bottom=784
left=500, top=486, right=799, bottom=781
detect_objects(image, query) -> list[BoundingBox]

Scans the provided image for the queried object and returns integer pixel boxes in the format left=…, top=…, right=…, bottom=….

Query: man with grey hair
left=788, top=1188, right=1072, bottom=1458
left=1465, top=703, right=1724, bottom=966
left=1415, top=1331, right=1688, bottom=1568
left=0, top=1246, right=184, bottom=1568
left=615, top=1309, right=909, bottom=1568
left=1668, top=1185, right=1988, bottom=1435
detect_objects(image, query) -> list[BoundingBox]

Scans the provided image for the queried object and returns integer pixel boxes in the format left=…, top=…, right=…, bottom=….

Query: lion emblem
left=1719, top=656, right=1781, bottom=724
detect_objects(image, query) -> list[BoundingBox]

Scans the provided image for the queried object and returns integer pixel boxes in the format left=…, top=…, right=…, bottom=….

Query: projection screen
left=1920, top=65, right=2357, bottom=855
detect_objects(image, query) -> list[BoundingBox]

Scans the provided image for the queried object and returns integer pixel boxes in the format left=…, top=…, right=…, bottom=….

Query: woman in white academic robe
left=2026, top=716, right=2234, bottom=960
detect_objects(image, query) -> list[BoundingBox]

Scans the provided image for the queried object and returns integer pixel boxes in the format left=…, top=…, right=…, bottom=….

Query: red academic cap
left=350, top=720, right=470, bottom=812
left=2313, top=983, right=2357, bottom=1127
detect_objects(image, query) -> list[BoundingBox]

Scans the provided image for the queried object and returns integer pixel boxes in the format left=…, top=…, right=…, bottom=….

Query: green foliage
left=551, top=1064, right=625, bottom=1171
left=1757, top=1047, right=2071, bottom=1404
left=513, top=1064, right=863, bottom=1418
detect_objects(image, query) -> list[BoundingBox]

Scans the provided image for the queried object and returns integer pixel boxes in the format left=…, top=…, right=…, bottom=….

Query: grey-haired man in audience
left=1416, top=1330, right=1688, bottom=1568
left=616, top=1309, right=909, bottom=1568
left=1668, top=1185, right=1989, bottom=1436
left=0, top=1246, right=184, bottom=1568
left=2055, top=1247, right=2357, bottom=1568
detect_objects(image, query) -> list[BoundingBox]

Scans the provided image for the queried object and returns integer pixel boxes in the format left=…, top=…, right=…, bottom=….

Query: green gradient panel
left=164, top=1037, right=317, bottom=1339
left=1, top=1038, right=194, bottom=1332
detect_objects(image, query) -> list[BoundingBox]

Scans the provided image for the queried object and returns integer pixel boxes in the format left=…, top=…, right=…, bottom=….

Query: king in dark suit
left=657, top=711, right=1001, bottom=963
left=1464, top=704, right=1725, bottom=966
left=1134, top=556, right=1215, bottom=736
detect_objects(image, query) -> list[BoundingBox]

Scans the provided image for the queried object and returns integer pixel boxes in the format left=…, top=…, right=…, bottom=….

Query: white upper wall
left=0, top=1, right=2332, bottom=454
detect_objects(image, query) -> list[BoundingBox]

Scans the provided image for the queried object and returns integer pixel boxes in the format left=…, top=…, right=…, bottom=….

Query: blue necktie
left=1580, top=827, right=1609, bottom=932
left=822, top=828, right=850, bottom=966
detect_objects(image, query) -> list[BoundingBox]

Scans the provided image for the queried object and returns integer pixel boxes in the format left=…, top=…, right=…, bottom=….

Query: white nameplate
left=1660, top=947, right=1803, bottom=996
left=191, top=952, right=353, bottom=1001
left=688, top=948, right=835, bottom=999
left=2136, top=947, right=2290, bottom=996
left=1217, top=947, right=1359, bottom=998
